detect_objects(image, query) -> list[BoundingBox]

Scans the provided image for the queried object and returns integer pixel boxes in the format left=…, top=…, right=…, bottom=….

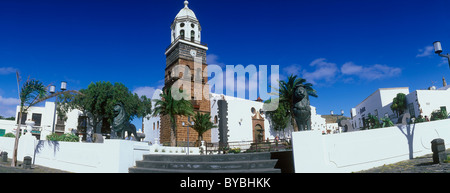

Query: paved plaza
left=0, top=158, right=69, bottom=173
left=358, top=149, right=450, bottom=173
left=0, top=149, right=449, bottom=173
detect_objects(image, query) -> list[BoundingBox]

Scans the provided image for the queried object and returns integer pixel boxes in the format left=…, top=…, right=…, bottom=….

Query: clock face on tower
left=190, top=50, right=197, bottom=57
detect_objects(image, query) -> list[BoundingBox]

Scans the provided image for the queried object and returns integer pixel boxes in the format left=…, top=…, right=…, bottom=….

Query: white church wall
left=143, top=90, right=162, bottom=144
left=224, top=96, right=261, bottom=142
left=143, top=115, right=161, bottom=145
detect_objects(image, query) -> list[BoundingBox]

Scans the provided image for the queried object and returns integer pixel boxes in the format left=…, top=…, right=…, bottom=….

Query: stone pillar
left=431, top=138, right=446, bottom=164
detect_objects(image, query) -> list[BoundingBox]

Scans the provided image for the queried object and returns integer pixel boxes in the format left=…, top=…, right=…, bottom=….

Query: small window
left=17, top=112, right=27, bottom=125
left=157, top=121, right=160, bottom=129
left=32, top=113, right=42, bottom=126
left=191, top=23, right=195, bottom=28
left=251, top=107, right=256, bottom=114
left=180, top=30, right=185, bottom=39
left=153, top=123, right=155, bottom=130
left=191, top=30, right=195, bottom=41
left=180, top=23, right=185, bottom=27
left=214, top=116, right=218, bottom=124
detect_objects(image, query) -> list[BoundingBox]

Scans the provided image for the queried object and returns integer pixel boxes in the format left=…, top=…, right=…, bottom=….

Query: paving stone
left=357, top=149, right=450, bottom=173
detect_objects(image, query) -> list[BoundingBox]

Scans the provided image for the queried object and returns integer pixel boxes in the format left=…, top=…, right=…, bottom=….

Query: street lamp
left=330, top=110, right=344, bottom=116
left=182, top=116, right=194, bottom=155
left=49, top=81, right=68, bottom=133
left=433, top=41, right=450, bottom=68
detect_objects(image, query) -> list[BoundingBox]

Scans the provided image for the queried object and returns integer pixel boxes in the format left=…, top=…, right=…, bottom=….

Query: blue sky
left=1, top=0, right=450, bottom=129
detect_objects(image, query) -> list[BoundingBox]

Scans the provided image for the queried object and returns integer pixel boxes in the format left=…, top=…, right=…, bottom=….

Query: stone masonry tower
left=161, top=0, right=211, bottom=146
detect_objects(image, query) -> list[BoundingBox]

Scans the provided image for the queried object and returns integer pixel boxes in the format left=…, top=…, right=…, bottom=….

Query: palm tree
left=152, top=87, right=194, bottom=146
left=12, top=78, right=48, bottom=167
left=276, top=74, right=317, bottom=132
left=191, top=112, right=217, bottom=143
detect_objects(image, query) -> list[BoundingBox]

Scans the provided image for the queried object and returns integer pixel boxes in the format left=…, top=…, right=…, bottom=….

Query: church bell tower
left=161, top=0, right=211, bottom=145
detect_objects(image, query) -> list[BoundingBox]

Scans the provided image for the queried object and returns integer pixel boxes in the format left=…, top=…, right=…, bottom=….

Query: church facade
left=143, top=1, right=329, bottom=146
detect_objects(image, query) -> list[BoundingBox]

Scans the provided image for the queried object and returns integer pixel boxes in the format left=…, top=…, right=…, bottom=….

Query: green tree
left=381, top=117, right=394, bottom=127
left=367, top=114, right=381, bottom=129
left=275, top=74, right=317, bottom=132
left=390, top=93, right=407, bottom=117
left=60, top=81, right=152, bottom=135
left=12, top=78, right=47, bottom=167
left=264, top=98, right=290, bottom=138
left=191, top=112, right=217, bottom=143
left=152, top=87, right=194, bottom=146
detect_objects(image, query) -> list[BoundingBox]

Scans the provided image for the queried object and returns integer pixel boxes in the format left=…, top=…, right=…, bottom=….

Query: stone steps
left=129, top=152, right=281, bottom=173
left=129, top=167, right=281, bottom=173
left=142, top=152, right=271, bottom=162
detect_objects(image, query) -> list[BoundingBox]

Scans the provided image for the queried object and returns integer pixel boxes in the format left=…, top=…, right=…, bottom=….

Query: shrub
left=3, top=133, right=15, bottom=138
left=381, top=117, right=394, bottom=127
left=431, top=109, right=448, bottom=121
left=414, top=115, right=426, bottom=123
left=228, top=148, right=241, bottom=154
left=46, top=133, right=79, bottom=142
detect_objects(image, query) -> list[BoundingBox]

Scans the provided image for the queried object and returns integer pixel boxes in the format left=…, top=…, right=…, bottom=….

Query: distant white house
left=406, top=84, right=450, bottom=119
left=350, top=80, right=450, bottom=129
left=350, top=87, right=410, bottom=129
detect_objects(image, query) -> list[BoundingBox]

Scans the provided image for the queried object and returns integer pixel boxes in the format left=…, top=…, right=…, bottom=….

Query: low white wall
left=0, top=137, right=150, bottom=173
left=292, top=119, right=450, bottom=173
left=0, top=120, right=16, bottom=135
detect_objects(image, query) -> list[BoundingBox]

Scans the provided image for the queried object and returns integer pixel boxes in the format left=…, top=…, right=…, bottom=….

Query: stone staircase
left=129, top=152, right=281, bottom=173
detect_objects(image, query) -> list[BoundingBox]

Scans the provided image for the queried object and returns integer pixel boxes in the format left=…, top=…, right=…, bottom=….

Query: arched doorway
left=253, top=124, right=265, bottom=143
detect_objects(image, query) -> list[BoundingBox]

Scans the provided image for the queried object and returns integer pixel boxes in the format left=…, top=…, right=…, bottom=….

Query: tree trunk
left=11, top=107, right=23, bottom=167
left=290, top=110, right=299, bottom=132
left=170, top=116, right=177, bottom=147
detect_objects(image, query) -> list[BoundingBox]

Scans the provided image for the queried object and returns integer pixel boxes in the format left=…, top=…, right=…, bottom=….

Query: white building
left=406, top=84, right=450, bottom=119
left=12, top=102, right=84, bottom=140
left=350, top=82, right=450, bottom=129
left=350, top=87, right=409, bottom=129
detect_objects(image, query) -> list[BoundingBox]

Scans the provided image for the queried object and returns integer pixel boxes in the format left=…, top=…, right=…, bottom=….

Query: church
left=142, top=1, right=329, bottom=146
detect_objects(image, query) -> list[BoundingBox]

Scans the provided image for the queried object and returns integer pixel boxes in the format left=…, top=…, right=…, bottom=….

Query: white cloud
left=282, top=64, right=302, bottom=76
left=341, top=62, right=363, bottom=75
left=0, top=107, right=16, bottom=117
left=133, top=82, right=164, bottom=99
left=0, top=96, right=20, bottom=106
left=302, top=58, right=339, bottom=84
left=0, top=95, right=19, bottom=117
left=416, top=46, right=434, bottom=58
left=341, top=62, right=401, bottom=81
left=438, top=57, right=448, bottom=67
left=207, top=54, right=226, bottom=67
left=0, top=67, right=17, bottom=75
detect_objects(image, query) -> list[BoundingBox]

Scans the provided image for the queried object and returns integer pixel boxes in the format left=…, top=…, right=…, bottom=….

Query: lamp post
left=433, top=41, right=450, bottom=68
left=49, top=81, right=67, bottom=133
left=182, top=116, right=194, bottom=155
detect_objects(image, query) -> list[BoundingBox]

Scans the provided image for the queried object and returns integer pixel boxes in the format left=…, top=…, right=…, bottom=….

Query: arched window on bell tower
left=191, top=30, right=195, bottom=42
left=180, top=30, right=185, bottom=39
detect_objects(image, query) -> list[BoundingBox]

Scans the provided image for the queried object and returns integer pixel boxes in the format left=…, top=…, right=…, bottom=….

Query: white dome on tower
left=170, top=0, right=202, bottom=43
left=175, top=0, right=197, bottom=20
